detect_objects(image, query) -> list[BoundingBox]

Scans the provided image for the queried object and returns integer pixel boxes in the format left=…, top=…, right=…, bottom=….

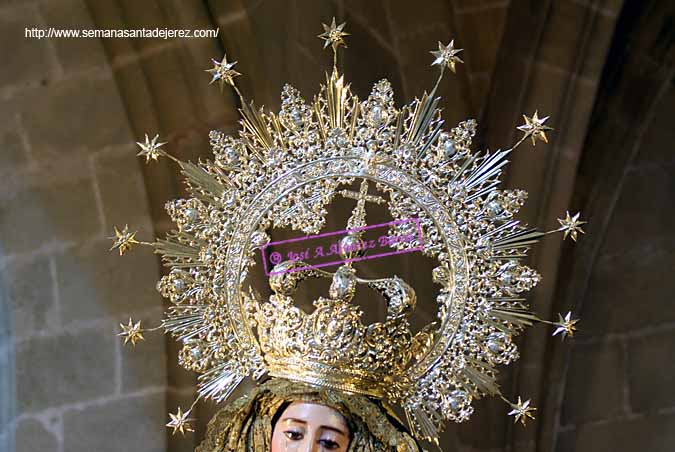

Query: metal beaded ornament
left=111, top=18, right=585, bottom=444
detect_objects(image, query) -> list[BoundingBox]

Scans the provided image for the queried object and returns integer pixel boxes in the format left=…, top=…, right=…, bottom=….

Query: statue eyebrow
left=320, top=426, right=347, bottom=436
left=281, top=417, right=307, bottom=424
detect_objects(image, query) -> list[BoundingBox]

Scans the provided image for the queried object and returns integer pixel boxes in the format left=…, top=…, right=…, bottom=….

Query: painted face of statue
left=271, top=401, right=351, bottom=452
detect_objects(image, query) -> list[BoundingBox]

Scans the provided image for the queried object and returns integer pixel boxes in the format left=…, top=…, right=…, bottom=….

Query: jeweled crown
left=112, top=18, right=586, bottom=443
left=258, top=259, right=420, bottom=399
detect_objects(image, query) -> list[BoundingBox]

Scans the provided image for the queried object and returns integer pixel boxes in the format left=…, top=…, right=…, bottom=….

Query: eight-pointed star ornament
left=136, top=133, right=167, bottom=163
left=430, top=40, right=464, bottom=73
left=167, top=407, right=195, bottom=435
left=508, top=397, right=537, bottom=426
left=108, top=224, right=139, bottom=256
left=552, top=312, right=580, bottom=339
left=517, top=111, right=553, bottom=146
left=206, top=54, right=241, bottom=90
left=557, top=211, right=586, bottom=241
left=118, top=318, right=145, bottom=346
left=318, top=17, right=349, bottom=53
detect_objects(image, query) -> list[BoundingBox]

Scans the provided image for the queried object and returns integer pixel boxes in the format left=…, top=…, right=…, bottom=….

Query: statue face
left=271, top=401, right=350, bottom=452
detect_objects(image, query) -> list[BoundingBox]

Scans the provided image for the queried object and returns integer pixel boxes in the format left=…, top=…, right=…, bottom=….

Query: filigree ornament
left=111, top=19, right=585, bottom=444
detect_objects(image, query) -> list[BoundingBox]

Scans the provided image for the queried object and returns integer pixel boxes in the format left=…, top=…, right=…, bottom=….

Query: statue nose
left=301, top=435, right=320, bottom=452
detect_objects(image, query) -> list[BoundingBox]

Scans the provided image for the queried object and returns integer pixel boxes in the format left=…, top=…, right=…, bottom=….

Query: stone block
left=456, top=7, right=507, bottom=74
left=561, top=342, right=624, bottom=426
left=538, top=1, right=590, bottom=73
left=0, top=4, right=57, bottom=88
left=343, top=0, right=393, bottom=58
left=167, top=125, right=212, bottom=163
left=549, top=80, right=600, bottom=153
left=556, top=414, right=675, bottom=452
left=91, top=149, right=153, bottom=230
left=0, top=176, right=101, bottom=255
left=1, top=255, right=58, bottom=340
left=105, top=59, right=159, bottom=130
left=63, top=392, right=166, bottom=452
left=38, top=0, right=109, bottom=74
left=54, top=239, right=161, bottom=326
left=120, top=310, right=167, bottom=392
left=582, top=237, right=675, bottom=337
left=468, top=74, right=491, bottom=116
left=80, top=0, right=135, bottom=63
left=140, top=44, right=204, bottom=129
left=453, top=0, right=509, bottom=12
left=342, top=22, right=405, bottom=111
left=20, top=76, right=131, bottom=159
left=0, top=114, right=28, bottom=170
left=555, top=429, right=574, bottom=452
left=538, top=0, right=617, bottom=81
left=577, top=12, right=617, bottom=81
left=16, top=328, right=116, bottom=412
left=628, top=330, right=675, bottom=412
left=15, top=418, right=59, bottom=452
left=633, top=86, right=675, bottom=167
left=242, top=0, right=294, bottom=103
left=456, top=396, right=507, bottom=449
left=521, top=64, right=568, bottom=129
left=603, top=166, right=675, bottom=252
left=110, top=0, right=175, bottom=52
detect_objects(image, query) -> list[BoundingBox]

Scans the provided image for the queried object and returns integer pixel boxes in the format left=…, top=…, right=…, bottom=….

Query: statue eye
left=284, top=430, right=303, bottom=441
left=319, top=439, right=340, bottom=450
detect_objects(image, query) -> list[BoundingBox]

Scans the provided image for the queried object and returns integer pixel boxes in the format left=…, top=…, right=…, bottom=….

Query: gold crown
left=257, top=260, right=420, bottom=399
left=112, top=18, right=586, bottom=443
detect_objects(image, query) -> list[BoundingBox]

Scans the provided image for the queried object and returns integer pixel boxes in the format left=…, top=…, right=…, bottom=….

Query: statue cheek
left=270, top=431, right=286, bottom=452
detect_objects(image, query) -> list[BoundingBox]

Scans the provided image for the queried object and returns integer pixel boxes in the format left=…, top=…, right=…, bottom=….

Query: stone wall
left=557, top=87, right=675, bottom=452
left=551, top=2, right=675, bottom=450
left=0, top=0, right=167, bottom=451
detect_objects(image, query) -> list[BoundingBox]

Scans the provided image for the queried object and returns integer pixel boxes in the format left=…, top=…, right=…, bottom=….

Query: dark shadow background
left=0, top=1, right=673, bottom=451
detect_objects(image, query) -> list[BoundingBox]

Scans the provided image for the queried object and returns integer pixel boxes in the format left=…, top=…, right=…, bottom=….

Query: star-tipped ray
left=206, top=54, right=241, bottom=91
left=430, top=40, right=464, bottom=73
left=507, top=397, right=537, bottom=426
left=557, top=211, right=586, bottom=241
left=136, top=133, right=167, bottom=163
left=318, top=17, right=349, bottom=53
left=118, top=318, right=145, bottom=346
left=552, top=312, right=579, bottom=339
left=517, top=111, right=553, bottom=146
left=166, top=407, right=195, bottom=435
left=109, top=225, right=139, bottom=256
